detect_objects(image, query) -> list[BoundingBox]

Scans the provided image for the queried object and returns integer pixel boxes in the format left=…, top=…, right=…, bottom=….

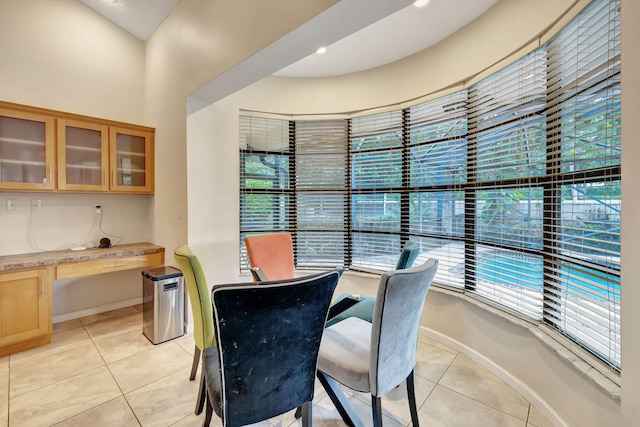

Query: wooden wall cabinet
left=109, top=126, right=154, bottom=194
left=57, top=119, right=109, bottom=192
left=0, top=107, right=56, bottom=191
left=0, top=267, right=52, bottom=356
left=0, top=101, right=154, bottom=194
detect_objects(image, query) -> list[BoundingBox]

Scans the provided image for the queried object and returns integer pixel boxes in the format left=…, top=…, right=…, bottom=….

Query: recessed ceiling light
left=413, top=0, right=430, bottom=7
left=316, top=47, right=327, bottom=55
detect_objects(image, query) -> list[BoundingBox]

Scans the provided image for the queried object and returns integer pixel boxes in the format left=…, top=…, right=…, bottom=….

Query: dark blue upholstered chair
left=201, top=269, right=341, bottom=427
left=326, top=239, right=420, bottom=327
left=318, top=259, right=438, bottom=427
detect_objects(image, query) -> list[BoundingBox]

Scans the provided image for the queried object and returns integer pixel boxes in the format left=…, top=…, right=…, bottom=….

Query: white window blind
left=407, top=91, right=468, bottom=287
left=295, top=120, right=348, bottom=268
left=544, top=0, right=621, bottom=368
left=469, top=49, right=548, bottom=182
left=239, top=116, right=293, bottom=268
left=350, top=111, right=404, bottom=271
left=466, top=48, right=548, bottom=319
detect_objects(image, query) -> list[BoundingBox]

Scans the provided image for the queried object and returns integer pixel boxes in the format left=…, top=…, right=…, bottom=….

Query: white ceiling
left=79, top=0, right=180, bottom=42
left=276, top=0, right=498, bottom=77
left=79, top=0, right=498, bottom=78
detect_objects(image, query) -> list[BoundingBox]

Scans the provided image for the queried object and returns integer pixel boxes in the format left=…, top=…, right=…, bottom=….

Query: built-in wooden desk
left=0, top=242, right=164, bottom=356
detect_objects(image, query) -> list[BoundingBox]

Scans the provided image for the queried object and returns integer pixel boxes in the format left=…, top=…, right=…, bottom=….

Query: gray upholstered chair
left=326, top=239, right=420, bottom=327
left=202, top=269, right=342, bottom=427
left=317, top=259, right=438, bottom=427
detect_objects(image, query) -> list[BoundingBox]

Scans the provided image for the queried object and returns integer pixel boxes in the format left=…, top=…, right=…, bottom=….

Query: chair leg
left=191, top=345, right=201, bottom=381
left=195, top=366, right=206, bottom=415
left=300, top=401, right=312, bottom=427
left=406, top=370, right=420, bottom=427
left=202, top=388, right=213, bottom=427
left=317, top=371, right=364, bottom=427
left=371, top=395, right=383, bottom=427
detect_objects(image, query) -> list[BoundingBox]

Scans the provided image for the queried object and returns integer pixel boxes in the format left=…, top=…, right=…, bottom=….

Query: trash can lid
left=142, top=266, right=182, bottom=280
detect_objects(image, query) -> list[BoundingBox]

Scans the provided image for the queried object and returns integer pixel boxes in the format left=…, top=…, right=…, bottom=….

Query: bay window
left=239, top=0, right=620, bottom=369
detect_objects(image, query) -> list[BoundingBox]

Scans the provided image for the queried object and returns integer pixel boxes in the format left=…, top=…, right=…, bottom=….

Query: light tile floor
left=0, top=305, right=553, bottom=427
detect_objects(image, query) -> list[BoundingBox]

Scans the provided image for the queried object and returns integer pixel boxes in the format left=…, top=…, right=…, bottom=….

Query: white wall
left=619, top=0, right=640, bottom=423
left=0, top=0, right=145, bottom=122
left=185, top=0, right=639, bottom=425
left=0, top=193, right=151, bottom=256
left=0, top=0, right=151, bottom=319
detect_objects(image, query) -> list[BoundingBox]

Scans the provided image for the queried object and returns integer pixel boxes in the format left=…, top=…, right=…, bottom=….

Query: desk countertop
left=0, top=242, right=165, bottom=272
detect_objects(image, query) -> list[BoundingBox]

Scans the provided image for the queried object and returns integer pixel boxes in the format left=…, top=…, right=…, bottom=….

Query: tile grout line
left=10, top=310, right=138, bottom=426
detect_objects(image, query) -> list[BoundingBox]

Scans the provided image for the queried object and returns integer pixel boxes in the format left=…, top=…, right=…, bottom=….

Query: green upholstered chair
left=318, top=259, right=438, bottom=427
left=326, top=239, right=420, bottom=327
left=173, top=245, right=216, bottom=415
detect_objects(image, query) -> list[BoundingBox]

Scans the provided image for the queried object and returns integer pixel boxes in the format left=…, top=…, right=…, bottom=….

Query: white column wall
left=619, top=0, right=640, bottom=423
left=144, top=0, right=341, bottom=330
left=144, top=0, right=340, bottom=272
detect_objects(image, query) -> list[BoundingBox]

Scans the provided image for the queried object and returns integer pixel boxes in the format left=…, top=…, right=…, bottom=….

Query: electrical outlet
left=31, top=199, right=42, bottom=211
left=6, top=199, right=16, bottom=212
left=95, top=204, right=102, bottom=214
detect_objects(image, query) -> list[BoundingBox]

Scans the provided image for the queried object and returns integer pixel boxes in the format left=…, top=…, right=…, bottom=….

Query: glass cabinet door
left=109, top=126, right=154, bottom=193
left=57, top=119, right=108, bottom=191
left=0, top=108, right=55, bottom=190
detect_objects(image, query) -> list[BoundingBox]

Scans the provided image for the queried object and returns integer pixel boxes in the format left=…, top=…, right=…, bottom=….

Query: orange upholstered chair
left=244, top=233, right=295, bottom=281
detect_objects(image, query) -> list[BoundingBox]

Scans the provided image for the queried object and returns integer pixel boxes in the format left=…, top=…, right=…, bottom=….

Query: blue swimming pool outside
left=476, top=255, right=620, bottom=302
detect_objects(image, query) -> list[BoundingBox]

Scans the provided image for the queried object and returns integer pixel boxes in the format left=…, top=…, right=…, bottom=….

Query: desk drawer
left=56, top=253, right=164, bottom=279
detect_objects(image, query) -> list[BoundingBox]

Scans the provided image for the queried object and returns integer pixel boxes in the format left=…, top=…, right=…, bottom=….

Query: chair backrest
left=370, top=259, right=438, bottom=396
left=244, top=233, right=295, bottom=281
left=210, top=269, right=341, bottom=426
left=395, top=239, right=420, bottom=270
left=173, top=245, right=216, bottom=350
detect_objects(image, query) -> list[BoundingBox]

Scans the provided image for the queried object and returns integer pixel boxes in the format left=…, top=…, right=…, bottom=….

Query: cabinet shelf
left=0, top=159, right=46, bottom=167
left=0, top=136, right=46, bottom=147
left=115, top=151, right=146, bottom=157
left=66, top=164, right=101, bottom=171
left=65, top=145, right=102, bottom=153
left=117, top=168, right=146, bottom=174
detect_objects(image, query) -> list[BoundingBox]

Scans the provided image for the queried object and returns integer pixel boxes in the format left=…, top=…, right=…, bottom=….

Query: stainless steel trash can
left=142, top=266, right=185, bottom=344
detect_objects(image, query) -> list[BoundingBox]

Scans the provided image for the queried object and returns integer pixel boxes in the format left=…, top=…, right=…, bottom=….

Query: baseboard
left=184, top=322, right=194, bottom=334
left=53, top=297, right=143, bottom=323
